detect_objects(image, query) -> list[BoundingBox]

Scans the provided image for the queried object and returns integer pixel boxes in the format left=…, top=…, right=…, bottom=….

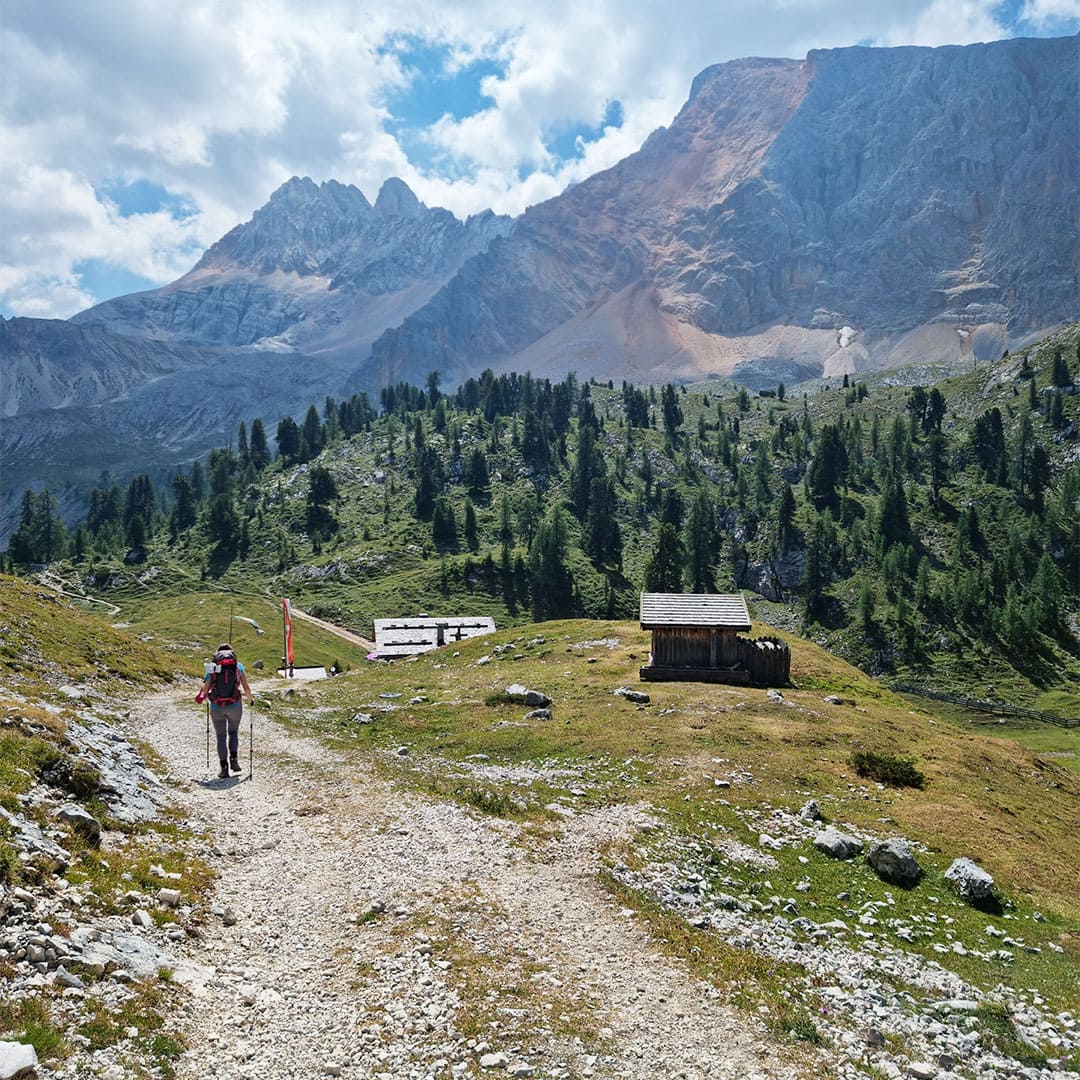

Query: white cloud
left=1021, top=0, right=1080, bottom=26
left=880, top=0, right=1008, bottom=46
left=1, top=0, right=1075, bottom=318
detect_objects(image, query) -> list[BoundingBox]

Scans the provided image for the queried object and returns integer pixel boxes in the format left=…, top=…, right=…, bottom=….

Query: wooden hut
left=639, top=592, right=789, bottom=686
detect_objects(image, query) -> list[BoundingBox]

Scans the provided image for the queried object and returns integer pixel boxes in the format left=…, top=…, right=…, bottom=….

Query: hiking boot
left=218, top=762, right=230, bottom=779
left=229, top=757, right=241, bottom=774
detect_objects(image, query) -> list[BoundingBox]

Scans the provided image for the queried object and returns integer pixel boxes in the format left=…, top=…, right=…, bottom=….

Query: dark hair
left=217, top=643, right=233, bottom=652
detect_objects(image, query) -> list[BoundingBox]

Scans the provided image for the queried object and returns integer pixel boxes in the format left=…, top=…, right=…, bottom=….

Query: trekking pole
left=205, top=700, right=210, bottom=770
left=248, top=699, right=254, bottom=779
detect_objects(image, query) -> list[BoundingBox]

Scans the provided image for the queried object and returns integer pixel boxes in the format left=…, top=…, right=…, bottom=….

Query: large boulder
left=56, top=803, right=102, bottom=847
left=506, top=684, right=551, bottom=708
left=944, top=857, right=998, bottom=909
left=867, top=839, right=923, bottom=888
left=0, top=1040, right=38, bottom=1079
left=813, top=826, right=863, bottom=860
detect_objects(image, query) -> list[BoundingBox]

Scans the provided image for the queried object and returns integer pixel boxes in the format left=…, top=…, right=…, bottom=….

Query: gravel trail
left=136, top=687, right=802, bottom=1080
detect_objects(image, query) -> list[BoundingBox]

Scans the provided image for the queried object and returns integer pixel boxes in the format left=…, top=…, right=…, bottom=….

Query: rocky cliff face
left=364, top=35, right=1078, bottom=390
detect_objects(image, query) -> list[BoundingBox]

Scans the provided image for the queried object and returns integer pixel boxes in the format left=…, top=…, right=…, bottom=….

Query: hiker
left=195, top=643, right=254, bottom=778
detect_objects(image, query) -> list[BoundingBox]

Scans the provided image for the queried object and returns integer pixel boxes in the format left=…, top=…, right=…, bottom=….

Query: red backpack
left=211, top=651, right=240, bottom=705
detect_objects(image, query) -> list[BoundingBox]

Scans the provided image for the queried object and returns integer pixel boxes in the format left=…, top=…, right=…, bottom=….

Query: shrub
left=850, top=749, right=925, bottom=788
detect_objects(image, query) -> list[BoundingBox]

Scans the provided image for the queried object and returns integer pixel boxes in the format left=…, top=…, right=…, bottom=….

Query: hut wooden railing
left=739, top=635, right=790, bottom=686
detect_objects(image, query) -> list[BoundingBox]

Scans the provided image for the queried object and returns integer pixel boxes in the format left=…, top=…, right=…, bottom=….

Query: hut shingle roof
left=639, top=592, right=751, bottom=630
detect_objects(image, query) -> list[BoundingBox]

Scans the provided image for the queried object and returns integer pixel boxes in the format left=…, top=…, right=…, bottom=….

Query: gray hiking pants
left=210, top=702, right=243, bottom=762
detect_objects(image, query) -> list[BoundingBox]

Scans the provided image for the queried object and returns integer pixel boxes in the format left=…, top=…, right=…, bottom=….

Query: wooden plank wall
left=652, top=628, right=740, bottom=668
left=648, top=630, right=790, bottom=685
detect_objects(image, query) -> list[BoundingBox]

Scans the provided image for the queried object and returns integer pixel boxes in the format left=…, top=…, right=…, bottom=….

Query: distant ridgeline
left=3, top=35, right=1077, bottom=548
left=5, top=325, right=1079, bottom=708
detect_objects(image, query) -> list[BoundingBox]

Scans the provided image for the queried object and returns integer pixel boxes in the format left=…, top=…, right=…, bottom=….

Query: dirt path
left=289, top=606, right=375, bottom=651
left=136, top=685, right=802, bottom=1080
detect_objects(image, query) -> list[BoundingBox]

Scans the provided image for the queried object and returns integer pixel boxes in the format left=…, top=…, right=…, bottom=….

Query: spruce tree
left=684, top=490, right=715, bottom=593
left=464, top=499, right=479, bottom=552
left=528, top=505, right=573, bottom=618
left=644, top=523, right=684, bottom=593
left=249, top=418, right=271, bottom=471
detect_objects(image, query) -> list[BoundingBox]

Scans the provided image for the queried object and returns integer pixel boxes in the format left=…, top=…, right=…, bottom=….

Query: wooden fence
left=890, top=683, right=1079, bottom=729
left=741, top=635, right=791, bottom=686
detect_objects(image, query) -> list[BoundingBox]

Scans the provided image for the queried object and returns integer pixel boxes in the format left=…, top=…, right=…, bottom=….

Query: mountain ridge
left=2, top=35, right=1077, bottom=540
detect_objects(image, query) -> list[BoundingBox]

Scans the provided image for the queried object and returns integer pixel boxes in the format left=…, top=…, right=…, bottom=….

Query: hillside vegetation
left=6, top=326, right=1079, bottom=723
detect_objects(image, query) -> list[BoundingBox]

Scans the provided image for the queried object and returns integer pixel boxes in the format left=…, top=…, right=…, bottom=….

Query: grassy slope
left=265, top=612, right=1080, bottom=1037
left=276, top=617, right=1079, bottom=918
left=3, top=574, right=1079, bottom=1057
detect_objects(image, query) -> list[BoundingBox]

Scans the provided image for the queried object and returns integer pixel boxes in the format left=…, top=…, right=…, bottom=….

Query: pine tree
left=171, top=474, right=198, bottom=532
left=644, top=523, right=684, bottom=593
left=878, top=475, right=910, bottom=549
left=858, top=579, right=875, bottom=630
left=300, top=405, right=324, bottom=462
left=249, top=418, right=271, bottom=471
left=528, top=505, right=574, bottom=618
left=1049, top=391, right=1064, bottom=429
left=306, top=465, right=340, bottom=539
left=414, top=450, right=439, bottom=521
left=585, top=476, right=622, bottom=568
left=467, top=448, right=490, bottom=498
left=684, top=490, right=715, bottom=593
left=1051, top=348, right=1071, bottom=388
left=432, top=497, right=457, bottom=548
left=806, top=424, right=848, bottom=511
left=802, top=511, right=835, bottom=620
left=464, top=499, right=479, bottom=552
left=927, top=430, right=947, bottom=507
left=776, top=483, right=797, bottom=553
left=661, top=384, right=683, bottom=446
left=276, top=417, right=301, bottom=463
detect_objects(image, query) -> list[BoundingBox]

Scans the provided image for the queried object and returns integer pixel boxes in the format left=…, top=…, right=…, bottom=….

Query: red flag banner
left=283, top=597, right=294, bottom=665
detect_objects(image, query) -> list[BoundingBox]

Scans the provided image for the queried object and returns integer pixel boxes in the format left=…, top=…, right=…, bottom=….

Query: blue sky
left=1, top=0, right=1077, bottom=319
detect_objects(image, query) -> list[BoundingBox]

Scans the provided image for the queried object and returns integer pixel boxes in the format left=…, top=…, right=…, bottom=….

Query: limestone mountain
left=3, top=35, right=1077, bottom=541
left=363, top=35, right=1078, bottom=391
left=69, top=175, right=512, bottom=360
left=1, top=178, right=512, bottom=538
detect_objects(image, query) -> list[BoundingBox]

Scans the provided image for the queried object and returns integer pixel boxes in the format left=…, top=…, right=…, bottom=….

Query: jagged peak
left=267, top=175, right=319, bottom=202
left=265, top=176, right=371, bottom=213
left=374, top=177, right=423, bottom=217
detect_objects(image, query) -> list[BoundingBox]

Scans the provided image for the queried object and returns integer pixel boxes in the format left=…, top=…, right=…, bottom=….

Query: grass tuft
left=850, top=749, right=925, bottom=788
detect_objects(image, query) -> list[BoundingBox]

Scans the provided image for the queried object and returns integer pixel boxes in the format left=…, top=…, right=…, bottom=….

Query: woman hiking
left=196, top=643, right=254, bottom=778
